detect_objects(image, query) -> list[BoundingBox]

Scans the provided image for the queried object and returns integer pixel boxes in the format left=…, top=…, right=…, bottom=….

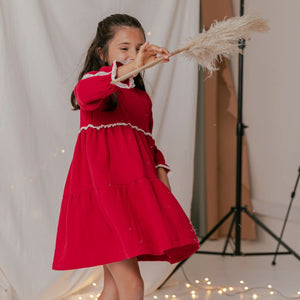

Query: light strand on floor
left=72, top=266, right=300, bottom=300
left=158, top=264, right=300, bottom=300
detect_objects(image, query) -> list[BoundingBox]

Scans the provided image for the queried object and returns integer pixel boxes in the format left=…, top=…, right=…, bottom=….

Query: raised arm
left=74, top=60, right=134, bottom=111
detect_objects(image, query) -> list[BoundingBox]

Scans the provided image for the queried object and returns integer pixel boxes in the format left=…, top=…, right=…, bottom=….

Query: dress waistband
left=79, top=122, right=152, bottom=137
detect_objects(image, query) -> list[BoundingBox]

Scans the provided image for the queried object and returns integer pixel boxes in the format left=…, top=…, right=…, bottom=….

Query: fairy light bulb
left=206, top=281, right=211, bottom=285
left=89, top=295, right=94, bottom=298
left=190, top=290, right=196, bottom=294
left=204, top=278, right=209, bottom=282
left=297, top=291, right=300, bottom=295
left=253, top=293, right=258, bottom=299
left=171, top=295, right=176, bottom=298
left=186, top=283, right=191, bottom=288
left=92, top=282, right=96, bottom=286
left=240, top=280, right=245, bottom=284
left=195, top=280, right=200, bottom=283
left=61, top=149, right=65, bottom=153
left=270, top=291, right=274, bottom=295
left=244, top=286, right=249, bottom=290
left=153, top=296, right=158, bottom=299
left=165, top=295, right=169, bottom=299
left=147, top=31, right=151, bottom=36
left=229, top=287, right=234, bottom=291
left=218, top=290, right=223, bottom=295
left=191, top=295, right=197, bottom=299
left=78, top=297, right=82, bottom=300
left=222, top=288, right=227, bottom=292
left=268, top=285, right=272, bottom=289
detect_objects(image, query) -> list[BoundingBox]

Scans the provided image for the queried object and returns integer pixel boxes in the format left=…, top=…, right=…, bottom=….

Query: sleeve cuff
left=111, top=60, right=135, bottom=89
left=156, top=164, right=171, bottom=173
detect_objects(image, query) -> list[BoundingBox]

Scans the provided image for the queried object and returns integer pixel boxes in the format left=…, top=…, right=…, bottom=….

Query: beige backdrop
left=202, top=0, right=256, bottom=239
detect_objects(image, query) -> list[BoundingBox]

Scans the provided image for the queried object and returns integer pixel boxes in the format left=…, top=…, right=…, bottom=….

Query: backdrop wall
left=0, top=1, right=199, bottom=299
left=231, top=0, right=300, bottom=224
left=229, top=0, right=300, bottom=261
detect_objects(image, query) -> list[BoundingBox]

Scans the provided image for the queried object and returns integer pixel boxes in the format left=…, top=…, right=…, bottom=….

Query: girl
left=52, top=13, right=200, bottom=300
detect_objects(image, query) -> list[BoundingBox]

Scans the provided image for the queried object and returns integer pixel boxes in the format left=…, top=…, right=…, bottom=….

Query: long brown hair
left=71, top=14, right=146, bottom=111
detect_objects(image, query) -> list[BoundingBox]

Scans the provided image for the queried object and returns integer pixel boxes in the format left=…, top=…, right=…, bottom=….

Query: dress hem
left=52, top=239, right=200, bottom=271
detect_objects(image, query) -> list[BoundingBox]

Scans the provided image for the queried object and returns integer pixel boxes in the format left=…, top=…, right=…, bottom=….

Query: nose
left=128, top=48, right=138, bottom=61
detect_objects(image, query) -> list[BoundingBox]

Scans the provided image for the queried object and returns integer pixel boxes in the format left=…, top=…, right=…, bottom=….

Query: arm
left=147, top=100, right=171, bottom=174
left=75, top=43, right=170, bottom=111
left=146, top=94, right=171, bottom=191
left=74, top=61, right=133, bottom=111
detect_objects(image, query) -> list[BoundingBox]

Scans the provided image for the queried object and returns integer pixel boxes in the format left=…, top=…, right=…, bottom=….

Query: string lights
left=156, top=266, right=300, bottom=300
left=147, top=277, right=300, bottom=300
left=70, top=265, right=300, bottom=300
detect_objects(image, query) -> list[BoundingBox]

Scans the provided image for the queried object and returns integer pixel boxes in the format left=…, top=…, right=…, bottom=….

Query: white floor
left=145, top=237, right=300, bottom=300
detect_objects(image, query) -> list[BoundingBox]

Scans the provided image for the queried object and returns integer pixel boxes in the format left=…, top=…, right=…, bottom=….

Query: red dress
left=52, top=60, right=200, bottom=270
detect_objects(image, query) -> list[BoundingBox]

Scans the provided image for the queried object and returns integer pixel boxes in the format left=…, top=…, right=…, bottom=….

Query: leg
left=98, top=265, right=119, bottom=300
left=105, top=257, right=144, bottom=300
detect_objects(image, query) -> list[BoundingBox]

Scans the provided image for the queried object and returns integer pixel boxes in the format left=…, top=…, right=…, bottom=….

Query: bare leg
left=105, top=257, right=144, bottom=300
left=98, top=265, right=119, bottom=300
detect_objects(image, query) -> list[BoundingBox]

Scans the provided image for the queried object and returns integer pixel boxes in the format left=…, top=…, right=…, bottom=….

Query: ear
left=97, top=47, right=103, bottom=61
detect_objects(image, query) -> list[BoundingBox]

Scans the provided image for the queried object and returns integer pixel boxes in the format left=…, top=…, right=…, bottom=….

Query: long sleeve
left=74, top=60, right=135, bottom=111
left=147, top=96, right=171, bottom=174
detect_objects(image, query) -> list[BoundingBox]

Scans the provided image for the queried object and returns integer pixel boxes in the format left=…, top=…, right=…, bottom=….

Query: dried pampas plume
left=181, top=14, right=269, bottom=75
left=111, top=14, right=269, bottom=84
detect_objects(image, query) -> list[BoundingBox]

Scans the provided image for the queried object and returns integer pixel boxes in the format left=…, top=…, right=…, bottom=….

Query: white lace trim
left=156, top=164, right=171, bottom=170
left=82, top=70, right=112, bottom=80
left=80, top=60, right=135, bottom=89
left=79, top=123, right=152, bottom=137
left=111, top=60, right=135, bottom=89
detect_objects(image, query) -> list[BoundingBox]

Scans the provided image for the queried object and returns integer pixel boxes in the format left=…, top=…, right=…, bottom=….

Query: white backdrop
left=0, top=1, right=199, bottom=299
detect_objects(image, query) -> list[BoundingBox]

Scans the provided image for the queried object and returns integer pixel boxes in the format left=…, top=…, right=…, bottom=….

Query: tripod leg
left=243, top=208, right=300, bottom=260
left=200, top=208, right=235, bottom=244
left=272, top=167, right=300, bottom=265
left=272, top=193, right=296, bottom=265
left=223, top=211, right=236, bottom=254
left=157, top=258, right=187, bottom=290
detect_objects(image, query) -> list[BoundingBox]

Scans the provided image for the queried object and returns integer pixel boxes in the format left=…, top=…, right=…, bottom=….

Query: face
left=105, top=26, right=145, bottom=65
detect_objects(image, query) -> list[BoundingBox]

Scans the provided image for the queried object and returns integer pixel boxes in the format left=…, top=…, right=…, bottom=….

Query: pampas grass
left=181, top=14, right=269, bottom=75
left=111, top=14, right=269, bottom=84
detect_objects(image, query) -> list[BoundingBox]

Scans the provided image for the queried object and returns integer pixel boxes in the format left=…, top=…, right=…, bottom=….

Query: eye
left=136, top=47, right=140, bottom=52
left=120, top=47, right=128, bottom=51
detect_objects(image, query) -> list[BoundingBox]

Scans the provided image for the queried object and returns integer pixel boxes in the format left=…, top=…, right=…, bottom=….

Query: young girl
left=52, top=13, right=200, bottom=300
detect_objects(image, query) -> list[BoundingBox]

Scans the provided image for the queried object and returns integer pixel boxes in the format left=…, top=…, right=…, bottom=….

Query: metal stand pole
left=157, top=0, right=300, bottom=290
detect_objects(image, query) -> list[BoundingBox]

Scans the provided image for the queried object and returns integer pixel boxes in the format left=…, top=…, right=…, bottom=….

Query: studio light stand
left=158, top=0, right=300, bottom=290
left=272, top=166, right=300, bottom=265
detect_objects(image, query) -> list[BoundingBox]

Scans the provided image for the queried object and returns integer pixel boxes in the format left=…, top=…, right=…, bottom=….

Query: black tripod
left=157, top=0, right=300, bottom=290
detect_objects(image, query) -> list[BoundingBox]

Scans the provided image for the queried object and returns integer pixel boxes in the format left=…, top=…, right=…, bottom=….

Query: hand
left=135, top=42, right=171, bottom=70
left=157, top=167, right=171, bottom=191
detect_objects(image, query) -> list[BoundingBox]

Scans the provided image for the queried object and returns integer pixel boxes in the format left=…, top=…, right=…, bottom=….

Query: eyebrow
left=117, top=42, right=144, bottom=46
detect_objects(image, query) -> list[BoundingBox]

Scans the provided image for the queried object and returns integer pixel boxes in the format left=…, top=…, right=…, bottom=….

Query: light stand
left=157, top=0, right=300, bottom=290
left=272, top=167, right=300, bottom=265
